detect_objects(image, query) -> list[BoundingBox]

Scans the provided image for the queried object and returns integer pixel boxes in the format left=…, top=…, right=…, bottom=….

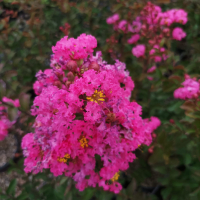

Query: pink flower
left=33, top=81, right=43, bottom=95
left=0, top=97, right=21, bottom=141
left=149, top=45, right=167, bottom=62
left=147, top=66, right=156, bottom=73
left=172, top=27, right=186, bottom=41
left=127, top=34, right=140, bottom=44
left=147, top=76, right=154, bottom=81
left=0, top=104, right=13, bottom=141
left=132, top=44, right=145, bottom=58
left=118, top=20, right=128, bottom=32
left=33, top=69, right=57, bottom=95
left=0, top=118, right=11, bottom=141
left=52, top=34, right=97, bottom=61
left=106, top=14, right=120, bottom=24
left=174, top=9, right=188, bottom=24
left=2, top=97, right=20, bottom=107
left=174, top=77, right=199, bottom=100
left=130, top=20, right=142, bottom=33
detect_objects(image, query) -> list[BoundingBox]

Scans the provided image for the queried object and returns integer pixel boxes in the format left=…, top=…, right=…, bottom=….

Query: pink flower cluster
left=52, top=33, right=97, bottom=61
left=23, top=34, right=160, bottom=193
left=106, top=14, right=120, bottom=24
left=106, top=2, right=187, bottom=72
left=0, top=97, right=20, bottom=141
left=132, top=45, right=145, bottom=58
left=0, top=104, right=11, bottom=141
left=174, top=75, right=200, bottom=100
left=33, top=69, right=57, bottom=95
left=172, top=27, right=187, bottom=41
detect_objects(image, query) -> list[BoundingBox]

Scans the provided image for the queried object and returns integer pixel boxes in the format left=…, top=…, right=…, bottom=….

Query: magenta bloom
left=106, top=14, right=120, bottom=24
left=0, top=118, right=11, bottom=141
left=132, top=44, right=145, bottom=58
left=2, top=97, right=20, bottom=108
left=118, top=20, right=128, bottom=32
left=130, top=19, right=142, bottom=33
left=33, top=69, right=57, bottom=95
left=127, top=34, right=140, bottom=44
left=22, top=34, right=160, bottom=193
left=160, top=9, right=187, bottom=26
left=174, top=9, right=188, bottom=24
left=174, top=77, right=199, bottom=100
left=0, top=97, right=21, bottom=141
left=172, top=27, right=186, bottom=41
left=147, top=66, right=156, bottom=73
left=52, top=34, right=97, bottom=61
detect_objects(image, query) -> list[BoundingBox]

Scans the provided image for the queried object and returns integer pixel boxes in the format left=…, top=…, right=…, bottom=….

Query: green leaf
left=190, top=186, right=200, bottom=196
left=6, top=179, right=17, bottom=196
left=0, top=194, right=8, bottom=200
left=19, top=93, right=30, bottom=111
left=16, top=191, right=29, bottom=200
left=161, top=187, right=172, bottom=199
left=7, top=106, right=18, bottom=121
left=126, top=179, right=137, bottom=196
left=184, top=153, right=192, bottom=165
left=59, top=177, right=68, bottom=185
left=4, top=70, right=18, bottom=80
left=34, top=173, right=49, bottom=181
left=82, top=188, right=95, bottom=200
left=0, top=80, right=6, bottom=99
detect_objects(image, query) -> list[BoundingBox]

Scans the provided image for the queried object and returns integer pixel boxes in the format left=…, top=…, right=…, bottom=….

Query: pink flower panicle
left=106, top=2, right=187, bottom=68
left=0, top=104, right=12, bottom=141
left=23, top=34, right=160, bottom=193
left=0, top=97, right=20, bottom=141
left=174, top=76, right=200, bottom=100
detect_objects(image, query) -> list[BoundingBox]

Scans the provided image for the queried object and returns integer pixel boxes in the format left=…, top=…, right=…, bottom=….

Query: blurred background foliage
left=1, top=0, right=200, bottom=200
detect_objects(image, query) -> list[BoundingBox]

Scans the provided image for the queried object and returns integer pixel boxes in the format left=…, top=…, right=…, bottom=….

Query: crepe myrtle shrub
left=22, top=33, right=160, bottom=193
left=106, top=1, right=188, bottom=76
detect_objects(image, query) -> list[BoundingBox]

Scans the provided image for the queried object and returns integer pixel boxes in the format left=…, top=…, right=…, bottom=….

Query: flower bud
left=152, top=133, right=157, bottom=138
left=184, top=74, right=190, bottom=79
left=65, top=81, right=71, bottom=88
left=76, top=59, right=83, bottom=66
left=55, top=71, right=63, bottom=79
left=169, top=119, right=175, bottom=124
left=192, top=93, right=198, bottom=99
left=88, top=62, right=100, bottom=71
left=193, top=77, right=197, bottom=81
left=67, top=60, right=78, bottom=72
left=106, top=113, right=116, bottom=123
left=148, top=147, right=154, bottom=153
left=54, top=81, right=62, bottom=89
left=67, top=72, right=75, bottom=82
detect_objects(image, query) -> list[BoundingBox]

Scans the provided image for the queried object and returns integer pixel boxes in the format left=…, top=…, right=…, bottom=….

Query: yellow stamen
left=57, top=153, right=70, bottom=163
left=79, top=136, right=88, bottom=148
left=86, top=90, right=105, bottom=104
left=111, top=171, right=120, bottom=182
